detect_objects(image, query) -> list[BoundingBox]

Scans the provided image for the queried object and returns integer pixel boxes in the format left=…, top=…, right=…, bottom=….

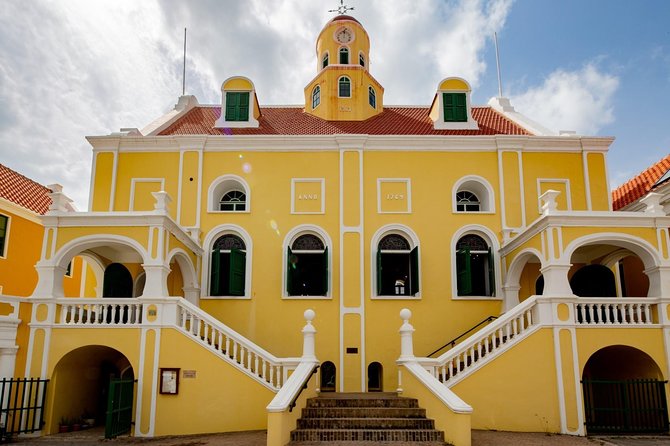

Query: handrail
left=427, top=315, right=498, bottom=357
left=289, top=365, right=319, bottom=412
left=267, top=361, right=319, bottom=412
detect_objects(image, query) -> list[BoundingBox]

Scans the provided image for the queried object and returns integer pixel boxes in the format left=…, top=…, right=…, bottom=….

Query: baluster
left=477, top=341, right=482, bottom=359
left=440, top=366, right=446, bottom=382
left=498, top=328, right=504, bottom=348
left=526, top=309, right=533, bottom=327
left=643, top=304, right=651, bottom=324
left=240, top=347, right=246, bottom=367
left=635, top=304, right=642, bottom=323
left=602, top=304, right=610, bottom=324
left=586, top=304, right=594, bottom=324
left=246, top=350, right=252, bottom=369
left=180, top=309, right=187, bottom=329
left=254, top=355, right=259, bottom=375
left=225, top=337, right=231, bottom=357
left=270, top=365, right=276, bottom=387
left=59, top=305, right=67, bottom=324
left=217, top=331, right=223, bottom=352
left=616, top=303, right=623, bottom=324
left=233, top=342, right=239, bottom=362
left=262, top=361, right=267, bottom=380
left=624, top=304, right=632, bottom=324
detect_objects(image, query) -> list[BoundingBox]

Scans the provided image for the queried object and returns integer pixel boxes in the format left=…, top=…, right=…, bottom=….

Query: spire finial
left=328, top=0, right=354, bottom=15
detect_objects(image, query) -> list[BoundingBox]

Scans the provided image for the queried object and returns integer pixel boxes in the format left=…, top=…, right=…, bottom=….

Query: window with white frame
left=376, top=233, right=419, bottom=296
left=456, top=234, right=494, bottom=296
left=322, top=53, right=329, bottom=69
left=359, top=53, right=365, bottom=67
left=453, top=176, right=494, bottom=213
left=209, top=175, right=250, bottom=212
left=312, top=85, right=321, bottom=109
left=339, top=76, right=351, bottom=98
left=287, top=234, right=328, bottom=296
left=0, top=214, right=7, bottom=257
left=368, top=86, right=376, bottom=109
left=456, top=191, right=480, bottom=212
left=339, top=47, right=349, bottom=64
left=210, top=234, right=246, bottom=296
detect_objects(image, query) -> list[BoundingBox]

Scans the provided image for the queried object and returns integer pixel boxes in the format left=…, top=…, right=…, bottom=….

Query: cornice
left=40, top=211, right=203, bottom=254
left=500, top=211, right=670, bottom=256
left=0, top=197, right=43, bottom=224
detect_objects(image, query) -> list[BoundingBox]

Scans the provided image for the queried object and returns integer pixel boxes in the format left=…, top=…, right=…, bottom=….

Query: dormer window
left=443, top=93, right=467, bottom=122
left=322, top=53, right=329, bottom=69
left=359, top=53, right=365, bottom=67
left=312, top=86, right=321, bottom=109
left=339, top=77, right=351, bottom=98
left=339, top=47, right=349, bottom=64
left=225, top=92, right=249, bottom=122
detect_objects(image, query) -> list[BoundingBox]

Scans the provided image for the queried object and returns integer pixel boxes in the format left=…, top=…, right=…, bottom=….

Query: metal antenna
left=182, top=28, right=187, bottom=96
left=494, top=32, right=503, bottom=97
left=328, top=0, right=354, bottom=15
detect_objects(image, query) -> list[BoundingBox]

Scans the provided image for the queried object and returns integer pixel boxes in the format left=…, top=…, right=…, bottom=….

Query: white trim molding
left=207, top=174, right=251, bottom=213
left=452, top=174, right=496, bottom=213
left=129, top=178, right=166, bottom=211
left=282, top=224, right=333, bottom=300
left=291, top=178, right=326, bottom=214
left=370, top=224, right=421, bottom=299
left=536, top=178, right=572, bottom=213
left=451, top=225, right=503, bottom=300
left=201, top=224, right=253, bottom=300
left=377, top=178, right=412, bottom=214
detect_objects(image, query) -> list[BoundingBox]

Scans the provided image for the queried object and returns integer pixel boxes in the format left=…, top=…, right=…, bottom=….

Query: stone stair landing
left=288, top=392, right=448, bottom=445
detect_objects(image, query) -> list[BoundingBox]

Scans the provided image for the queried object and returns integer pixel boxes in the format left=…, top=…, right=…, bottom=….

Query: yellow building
left=2, top=13, right=670, bottom=445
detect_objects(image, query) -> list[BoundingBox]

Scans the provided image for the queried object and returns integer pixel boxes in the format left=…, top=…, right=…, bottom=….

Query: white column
left=140, top=264, right=171, bottom=298
left=32, top=262, right=66, bottom=298
left=0, top=346, right=18, bottom=378
left=646, top=265, right=670, bottom=297
left=182, top=286, right=200, bottom=306
left=502, top=285, right=521, bottom=311
left=398, top=308, right=415, bottom=361
left=540, top=264, right=574, bottom=297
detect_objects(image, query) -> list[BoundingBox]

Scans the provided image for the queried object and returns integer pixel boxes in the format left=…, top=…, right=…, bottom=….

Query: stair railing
left=426, top=315, right=498, bottom=357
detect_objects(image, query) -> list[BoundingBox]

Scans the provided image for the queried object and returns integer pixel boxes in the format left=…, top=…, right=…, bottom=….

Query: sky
left=0, top=0, right=668, bottom=210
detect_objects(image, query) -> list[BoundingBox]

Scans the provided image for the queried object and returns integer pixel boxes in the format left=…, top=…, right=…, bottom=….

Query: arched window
left=359, top=52, right=365, bottom=67
left=220, top=190, right=246, bottom=211
left=376, top=233, right=419, bottom=296
left=322, top=53, right=329, bottom=69
left=210, top=234, right=246, bottom=296
left=320, top=361, right=336, bottom=392
left=456, top=191, right=480, bottom=212
left=103, top=263, right=133, bottom=298
left=312, top=85, right=321, bottom=109
left=287, top=234, right=328, bottom=296
left=209, top=175, right=250, bottom=213
left=339, top=47, right=349, bottom=64
left=338, top=77, right=351, bottom=98
left=368, top=86, right=376, bottom=109
left=456, top=234, right=494, bottom=296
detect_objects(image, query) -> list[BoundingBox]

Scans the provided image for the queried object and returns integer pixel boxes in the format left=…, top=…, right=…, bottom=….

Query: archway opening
left=320, top=361, right=336, bottom=392
left=367, top=362, right=383, bottom=392
left=582, top=345, right=667, bottom=434
left=49, top=345, right=134, bottom=434
left=570, top=264, right=616, bottom=297
left=103, top=263, right=133, bottom=298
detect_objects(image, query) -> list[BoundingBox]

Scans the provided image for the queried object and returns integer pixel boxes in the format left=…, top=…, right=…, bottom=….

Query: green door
left=105, top=378, right=135, bottom=439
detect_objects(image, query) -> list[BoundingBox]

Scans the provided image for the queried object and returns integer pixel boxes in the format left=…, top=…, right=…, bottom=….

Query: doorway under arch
left=571, top=264, right=616, bottom=297
left=49, top=345, right=135, bottom=435
left=582, top=345, right=668, bottom=433
left=103, top=263, right=133, bottom=298
left=367, top=362, right=383, bottom=392
left=320, top=361, right=336, bottom=392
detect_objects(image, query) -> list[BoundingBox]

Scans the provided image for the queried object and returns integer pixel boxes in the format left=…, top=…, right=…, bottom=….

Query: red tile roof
left=0, top=164, right=51, bottom=215
left=612, top=154, right=670, bottom=210
left=158, top=106, right=531, bottom=137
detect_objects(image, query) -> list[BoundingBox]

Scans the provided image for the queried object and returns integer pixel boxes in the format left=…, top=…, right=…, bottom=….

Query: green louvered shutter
left=238, top=92, right=250, bottom=121
left=410, top=246, right=419, bottom=296
left=456, top=248, right=472, bottom=296
left=210, top=249, right=222, bottom=295
left=376, top=250, right=383, bottom=295
left=454, top=93, right=467, bottom=121
left=229, top=248, right=246, bottom=296
left=0, top=215, right=6, bottom=256
left=320, top=247, right=328, bottom=295
left=225, top=92, right=239, bottom=121
left=487, top=246, right=495, bottom=297
left=287, top=246, right=295, bottom=296
left=443, top=93, right=454, bottom=121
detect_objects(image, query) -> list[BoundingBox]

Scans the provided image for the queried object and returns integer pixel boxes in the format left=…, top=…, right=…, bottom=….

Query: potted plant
left=58, top=417, right=70, bottom=433
left=71, top=417, right=82, bottom=431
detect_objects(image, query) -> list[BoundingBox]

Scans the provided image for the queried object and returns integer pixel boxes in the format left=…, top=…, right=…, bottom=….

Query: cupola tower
left=304, top=15, right=384, bottom=121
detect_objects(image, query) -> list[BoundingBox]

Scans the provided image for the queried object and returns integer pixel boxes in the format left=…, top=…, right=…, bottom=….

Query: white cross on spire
left=328, top=0, right=354, bottom=15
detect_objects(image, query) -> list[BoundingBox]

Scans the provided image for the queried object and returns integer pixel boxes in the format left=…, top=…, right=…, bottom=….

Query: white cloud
left=510, top=63, right=619, bottom=135
left=0, top=0, right=513, bottom=208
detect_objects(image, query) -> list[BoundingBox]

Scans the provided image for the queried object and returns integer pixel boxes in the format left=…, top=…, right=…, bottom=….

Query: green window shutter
left=287, top=246, right=295, bottom=296
left=410, top=246, right=419, bottom=296
left=225, top=92, right=239, bottom=121
left=238, top=92, right=250, bottom=121
left=0, top=215, right=7, bottom=256
left=487, top=247, right=495, bottom=297
left=376, top=250, right=383, bottom=295
left=210, top=249, right=222, bottom=295
left=228, top=248, right=246, bottom=296
left=443, top=93, right=467, bottom=122
left=456, top=248, right=472, bottom=296
left=320, top=247, right=328, bottom=295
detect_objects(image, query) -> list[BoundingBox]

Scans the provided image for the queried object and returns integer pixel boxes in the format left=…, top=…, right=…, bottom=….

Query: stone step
left=307, top=396, right=419, bottom=409
left=302, top=407, right=427, bottom=418
left=290, top=428, right=445, bottom=442
left=288, top=442, right=447, bottom=446
left=296, top=417, right=435, bottom=430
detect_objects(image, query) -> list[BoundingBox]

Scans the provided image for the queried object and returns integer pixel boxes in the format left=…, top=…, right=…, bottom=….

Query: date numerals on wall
left=385, top=193, right=404, bottom=200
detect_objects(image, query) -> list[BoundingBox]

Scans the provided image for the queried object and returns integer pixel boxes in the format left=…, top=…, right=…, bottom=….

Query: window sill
left=207, top=210, right=250, bottom=214
left=452, top=296, right=503, bottom=301
left=201, top=295, right=251, bottom=300
left=372, top=295, right=421, bottom=300
left=452, top=210, right=496, bottom=215
left=282, top=295, right=332, bottom=300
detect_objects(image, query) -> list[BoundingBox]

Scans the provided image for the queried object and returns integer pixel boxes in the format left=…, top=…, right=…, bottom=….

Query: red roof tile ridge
left=612, top=154, right=670, bottom=210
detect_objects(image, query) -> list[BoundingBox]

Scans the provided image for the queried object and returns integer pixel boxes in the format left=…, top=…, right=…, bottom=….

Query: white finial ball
left=304, top=309, right=316, bottom=322
left=399, top=308, right=412, bottom=321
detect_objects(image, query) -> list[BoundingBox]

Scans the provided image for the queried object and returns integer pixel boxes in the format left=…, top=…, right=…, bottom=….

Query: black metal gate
left=582, top=379, right=669, bottom=433
left=0, top=378, right=48, bottom=442
left=104, top=378, right=135, bottom=439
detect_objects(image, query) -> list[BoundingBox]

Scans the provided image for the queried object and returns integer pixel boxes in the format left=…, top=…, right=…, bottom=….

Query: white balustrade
left=58, top=300, right=143, bottom=326
left=574, top=299, right=655, bottom=325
